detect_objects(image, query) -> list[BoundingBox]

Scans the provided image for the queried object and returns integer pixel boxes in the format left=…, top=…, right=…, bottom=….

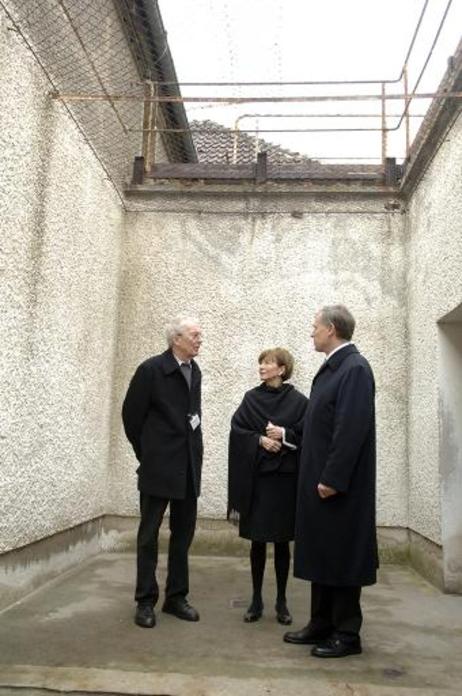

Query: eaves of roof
left=114, top=0, right=197, bottom=163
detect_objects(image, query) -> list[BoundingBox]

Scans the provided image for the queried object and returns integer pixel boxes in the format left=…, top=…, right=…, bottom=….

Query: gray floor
left=0, top=553, right=461, bottom=695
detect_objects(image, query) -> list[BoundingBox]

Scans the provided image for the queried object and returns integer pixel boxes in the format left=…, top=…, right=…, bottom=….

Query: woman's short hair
left=165, top=315, right=199, bottom=347
left=319, top=304, right=356, bottom=341
left=258, top=347, right=294, bottom=381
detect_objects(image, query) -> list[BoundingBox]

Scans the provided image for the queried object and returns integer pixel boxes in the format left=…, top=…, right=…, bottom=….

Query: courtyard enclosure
left=1, top=0, right=462, bottom=608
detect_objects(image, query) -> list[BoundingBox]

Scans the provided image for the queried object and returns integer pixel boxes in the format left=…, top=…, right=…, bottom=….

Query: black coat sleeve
left=121, top=362, right=152, bottom=461
left=320, top=365, right=374, bottom=493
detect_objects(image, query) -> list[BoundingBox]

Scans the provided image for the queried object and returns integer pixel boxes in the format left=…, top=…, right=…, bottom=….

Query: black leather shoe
left=311, top=637, right=362, bottom=658
left=283, top=624, right=331, bottom=644
left=275, top=602, right=292, bottom=625
left=134, top=604, right=155, bottom=628
left=244, top=601, right=263, bottom=622
left=162, top=598, right=200, bottom=622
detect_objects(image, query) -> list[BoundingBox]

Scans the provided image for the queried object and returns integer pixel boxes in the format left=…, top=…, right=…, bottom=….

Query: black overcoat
left=122, top=349, right=203, bottom=499
left=294, top=344, right=378, bottom=587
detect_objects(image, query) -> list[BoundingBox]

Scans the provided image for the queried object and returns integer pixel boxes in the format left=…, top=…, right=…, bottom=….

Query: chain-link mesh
left=1, top=0, right=194, bottom=197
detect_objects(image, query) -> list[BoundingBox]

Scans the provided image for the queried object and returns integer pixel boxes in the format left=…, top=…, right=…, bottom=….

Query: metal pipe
left=130, top=127, right=412, bottom=133
left=403, top=66, right=411, bottom=158
left=52, top=91, right=462, bottom=103
left=381, top=83, right=387, bottom=166
left=394, top=0, right=454, bottom=130
left=142, top=81, right=155, bottom=171
left=220, top=112, right=427, bottom=119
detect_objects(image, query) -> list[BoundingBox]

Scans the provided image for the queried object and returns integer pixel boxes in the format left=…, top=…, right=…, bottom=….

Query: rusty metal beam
left=52, top=91, right=462, bottom=104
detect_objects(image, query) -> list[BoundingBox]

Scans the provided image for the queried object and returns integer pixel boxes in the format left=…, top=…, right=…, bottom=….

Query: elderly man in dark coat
left=284, top=304, right=378, bottom=658
left=122, top=315, right=203, bottom=629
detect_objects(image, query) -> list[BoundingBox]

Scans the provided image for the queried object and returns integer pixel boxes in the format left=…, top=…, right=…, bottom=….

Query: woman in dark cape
left=228, top=348, right=308, bottom=624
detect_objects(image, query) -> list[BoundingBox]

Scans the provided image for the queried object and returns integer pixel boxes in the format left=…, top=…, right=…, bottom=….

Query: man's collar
left=326, top=343, right=358, bottom=370
left=325, top=341, right=351, bottom=361
left=172, top=350, right=191, bottom=367
left=161, top=349, right=194, bottom=374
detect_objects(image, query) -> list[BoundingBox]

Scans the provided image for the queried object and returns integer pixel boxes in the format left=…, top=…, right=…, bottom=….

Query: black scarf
left=228, top=383, right=308, bottom=518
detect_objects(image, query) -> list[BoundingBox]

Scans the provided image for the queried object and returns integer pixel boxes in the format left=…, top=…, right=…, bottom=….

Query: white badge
left=189, top=413, right=200, bottom=430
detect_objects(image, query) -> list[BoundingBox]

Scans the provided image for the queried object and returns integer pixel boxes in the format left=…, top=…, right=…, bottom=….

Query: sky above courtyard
left=158, top=0, right=462, bottom=162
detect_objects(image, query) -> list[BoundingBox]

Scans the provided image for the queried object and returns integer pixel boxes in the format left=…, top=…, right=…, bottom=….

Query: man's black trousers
left=310, top=582, right=362, bottom=640
left=135, top=473, right=197, bottom=607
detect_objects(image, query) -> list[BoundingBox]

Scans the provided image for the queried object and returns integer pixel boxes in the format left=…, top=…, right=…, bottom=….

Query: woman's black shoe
left=244, top=599, right=263, bottom=622
left=275, top=601, right=292, bottom=625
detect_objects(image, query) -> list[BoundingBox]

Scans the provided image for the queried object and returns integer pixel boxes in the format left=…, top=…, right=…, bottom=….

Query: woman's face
left=259, top=357, right=284, bottom=383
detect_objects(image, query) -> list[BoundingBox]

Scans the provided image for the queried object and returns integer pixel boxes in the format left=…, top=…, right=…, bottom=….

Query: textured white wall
left=110, top=195, right=408, bottom=527
left=406, top=112, right=462, bottom=544
left=0, top=10, right=124, bottom=552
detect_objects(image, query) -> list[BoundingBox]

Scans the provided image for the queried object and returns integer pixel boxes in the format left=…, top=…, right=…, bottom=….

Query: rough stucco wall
left=0, top=10, right=124, bottom=552
left=406, top=111, right=462, bottom=544
left=110, top=195, right=408, bottom=528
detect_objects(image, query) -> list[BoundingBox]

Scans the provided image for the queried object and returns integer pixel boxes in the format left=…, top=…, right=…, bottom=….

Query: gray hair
left=165, top=314, right=200, bottom=347
left=319, top=304, right=356, bottom=341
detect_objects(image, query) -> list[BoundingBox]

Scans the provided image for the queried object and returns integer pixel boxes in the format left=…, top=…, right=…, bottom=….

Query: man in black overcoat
left=122, top=315, right=203, bottom=628
left=284, top=304, right=378, bottom=657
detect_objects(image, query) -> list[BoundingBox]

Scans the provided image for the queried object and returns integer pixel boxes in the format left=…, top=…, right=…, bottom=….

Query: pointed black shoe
left=243, top=598, right=263, bottom=623
left=162, top=597, right=200, bottom=622
left=134, top=604, right=156, bottom=628
left=275, top=601, right=292, bottom=625
left=283, top=624, right=331, bottom=644
left=311, top=637, right=362, bottom=658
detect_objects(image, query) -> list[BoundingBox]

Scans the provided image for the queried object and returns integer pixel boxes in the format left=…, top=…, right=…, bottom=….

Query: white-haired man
left=122, top=315, right=203, bottom=628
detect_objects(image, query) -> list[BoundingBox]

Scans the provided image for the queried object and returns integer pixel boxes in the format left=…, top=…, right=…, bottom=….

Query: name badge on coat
left=189, top=413, right=201, bottom=430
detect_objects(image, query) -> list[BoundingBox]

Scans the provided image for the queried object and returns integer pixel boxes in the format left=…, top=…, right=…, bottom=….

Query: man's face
left=311, top=312, right=334, bottom=353
left=173, top=323, right=202, bottom=361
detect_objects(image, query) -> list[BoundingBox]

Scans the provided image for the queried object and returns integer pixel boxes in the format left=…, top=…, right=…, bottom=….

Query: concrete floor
left=0, top=554, right=461, bottom=696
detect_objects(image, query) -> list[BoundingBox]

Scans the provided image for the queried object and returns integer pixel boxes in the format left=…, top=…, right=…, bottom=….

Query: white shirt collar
left=325, top=341, right=351, bottom=361
left=173, top=352, right=191, bottom=367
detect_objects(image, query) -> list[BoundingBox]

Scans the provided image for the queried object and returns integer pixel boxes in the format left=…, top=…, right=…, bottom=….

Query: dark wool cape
left=228, top=383, right=308, bottom=518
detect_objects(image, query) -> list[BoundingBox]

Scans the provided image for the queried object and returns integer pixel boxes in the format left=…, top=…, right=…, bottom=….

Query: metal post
left=151, top=82, right=159, bottom=167
left=254, top=118, right=260, bottom=161
left=403, top=65, right=411, bottom=159
left=232, top=116, right=240, bottom=164
left=381, top=82, right=387, bottom=167
left=142, top=80, right=155, bottom=172
left=255, top=151, right=267, bottom=183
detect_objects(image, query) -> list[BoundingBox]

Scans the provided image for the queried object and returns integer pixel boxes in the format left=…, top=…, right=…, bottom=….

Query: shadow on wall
left=438, top=303, right=462, bottom=593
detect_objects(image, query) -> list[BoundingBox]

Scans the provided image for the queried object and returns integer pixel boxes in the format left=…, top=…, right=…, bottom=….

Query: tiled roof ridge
left=190, top=118, right=318, bottom=165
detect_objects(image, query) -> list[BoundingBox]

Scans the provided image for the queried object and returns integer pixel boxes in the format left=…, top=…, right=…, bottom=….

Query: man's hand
left=318, top=483, right=337, bottom=499
left=260, top=435, right=282, bottom=453
left=266, top=421, right=283, bottom=441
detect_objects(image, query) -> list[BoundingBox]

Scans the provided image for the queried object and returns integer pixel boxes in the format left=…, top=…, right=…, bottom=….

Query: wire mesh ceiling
left=1, top=0, right=461, bottom=190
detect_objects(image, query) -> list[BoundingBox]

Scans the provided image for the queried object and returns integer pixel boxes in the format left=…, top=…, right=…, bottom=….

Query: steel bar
left=381, top=83, right=387, bottom=165
left=129, top=127, right=409, bottom=133
left=142, top=81, right=155, bottom=171
left=394, top=0, right=454, bottom=130
left=52, top=91, right=462, bottom=103
left=226, top=112, right=426, bottom=119
left=403, top=66, right=411, bottom=158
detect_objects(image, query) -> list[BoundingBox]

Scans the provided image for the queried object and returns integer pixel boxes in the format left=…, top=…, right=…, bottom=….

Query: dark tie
left=180, top=362, right=192, bottom=389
